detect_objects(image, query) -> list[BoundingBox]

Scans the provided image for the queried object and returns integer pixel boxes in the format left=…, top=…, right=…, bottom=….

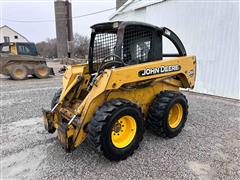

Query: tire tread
left=147, top=91, right=188, bottom=138
left=87, top=99, right=144, bottom=161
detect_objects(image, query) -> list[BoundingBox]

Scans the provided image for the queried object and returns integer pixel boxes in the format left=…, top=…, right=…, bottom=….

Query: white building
left=111, top=0, right=239, bottom=99
left=0, top=25, right=29, bottom=43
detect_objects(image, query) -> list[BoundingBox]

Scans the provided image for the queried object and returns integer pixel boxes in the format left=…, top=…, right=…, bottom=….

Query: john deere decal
left=139, top=65, right=181, bottom=77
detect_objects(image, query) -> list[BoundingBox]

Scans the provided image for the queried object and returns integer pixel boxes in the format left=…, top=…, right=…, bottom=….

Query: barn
left=111, top=0, right=239, bottom=99
left=0, top=25, right=29, bottom=43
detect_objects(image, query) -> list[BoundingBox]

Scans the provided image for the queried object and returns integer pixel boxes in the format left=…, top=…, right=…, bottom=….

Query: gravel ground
left=0, top=63, right=239, bottom=180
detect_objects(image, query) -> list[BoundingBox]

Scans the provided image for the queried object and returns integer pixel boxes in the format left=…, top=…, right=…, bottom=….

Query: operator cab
left=88, top=21, right=187, bottom=74
left=0, top=42, right=38, bottom=56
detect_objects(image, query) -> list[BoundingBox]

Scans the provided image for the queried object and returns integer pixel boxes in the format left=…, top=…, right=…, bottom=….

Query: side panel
left=107, top=80, right=179, bottom=116
left=106, top=56, right=196, bottom=90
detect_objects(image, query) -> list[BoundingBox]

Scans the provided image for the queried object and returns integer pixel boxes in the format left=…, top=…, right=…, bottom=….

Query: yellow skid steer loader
left=0, top=42, right=54, bottom=80
left=43, top=21, right=196, bottom=161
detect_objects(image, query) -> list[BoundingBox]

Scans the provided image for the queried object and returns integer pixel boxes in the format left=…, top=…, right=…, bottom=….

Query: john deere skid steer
left=43, top=21, right=196, bottom=161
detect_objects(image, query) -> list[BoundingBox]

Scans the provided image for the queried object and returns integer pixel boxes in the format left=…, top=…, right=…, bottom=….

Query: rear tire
left=87, top=99, right=144, bottom=161
left=34, top=64, right=50, bottom=79
left=147, top=91, right=188, bottom=138
left=10, top=65, right=28, bottom=80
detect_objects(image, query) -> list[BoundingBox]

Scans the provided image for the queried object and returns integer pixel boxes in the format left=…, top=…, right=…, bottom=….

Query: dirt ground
left=0, top=62, right=239, bottom=179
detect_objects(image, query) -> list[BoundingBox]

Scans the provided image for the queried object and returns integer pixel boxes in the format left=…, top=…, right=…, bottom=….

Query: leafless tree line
left=36, top=33, right=90, bottom=59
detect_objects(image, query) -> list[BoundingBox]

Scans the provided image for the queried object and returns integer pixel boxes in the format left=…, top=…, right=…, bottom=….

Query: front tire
left=51, top=88, right=62, bottom=109
left=87, top=99, right=144, bottom=161
left=147, top=91, right=188, bottom=138
left=34, top=64, right=50, bottom=79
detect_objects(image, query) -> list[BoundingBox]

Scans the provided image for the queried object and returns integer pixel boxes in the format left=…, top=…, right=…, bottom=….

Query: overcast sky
left=1, top=0, right=116, bottom=42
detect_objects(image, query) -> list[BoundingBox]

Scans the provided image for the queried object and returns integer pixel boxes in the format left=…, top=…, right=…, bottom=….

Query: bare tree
left=73, top=33, right=89, bottom=58
left=36, top=34, right=89, bottom=59
left=36, top=38, right=57, bottom=58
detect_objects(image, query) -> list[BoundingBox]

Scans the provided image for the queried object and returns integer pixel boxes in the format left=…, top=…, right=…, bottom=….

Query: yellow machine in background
left=0, top=42, right=54, bottom=80
left=43, top=21, right=196, bottom=161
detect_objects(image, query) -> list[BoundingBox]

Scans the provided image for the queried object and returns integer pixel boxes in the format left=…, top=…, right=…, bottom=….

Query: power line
left=74, top=7, right=115, bottom=18
left=2, top=7, right=115, bottom=23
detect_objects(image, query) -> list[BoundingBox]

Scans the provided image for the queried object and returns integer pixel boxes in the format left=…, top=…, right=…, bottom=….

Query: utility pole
left=54, top=0, right=73, bottom=58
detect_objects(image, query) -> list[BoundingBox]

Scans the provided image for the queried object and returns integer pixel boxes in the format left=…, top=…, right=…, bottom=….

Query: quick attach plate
left=57, top=123, right=74, bottom=153
left=42, top=109, right=56, bottom=133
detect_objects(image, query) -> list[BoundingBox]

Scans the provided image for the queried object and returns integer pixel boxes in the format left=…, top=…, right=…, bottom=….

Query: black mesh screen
left=93, top=33, right=117, bottom=66
left=123, top=26, right=153, bottom=64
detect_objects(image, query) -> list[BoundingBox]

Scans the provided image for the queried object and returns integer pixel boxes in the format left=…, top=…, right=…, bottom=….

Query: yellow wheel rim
left=111, top=115, right=137, bottom=148
left=168, top=103, right=183, bottom=128
left=15, top=69, right=25, bottom=79
left=38, top=67, right=48, bottom=76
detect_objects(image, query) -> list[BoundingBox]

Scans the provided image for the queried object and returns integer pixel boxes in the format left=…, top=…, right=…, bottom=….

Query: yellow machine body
left=42, top=21, right=197, bottom=159
left=43, top=55, right=196, bottom=149
left=9, top=43, right=18, bottom=55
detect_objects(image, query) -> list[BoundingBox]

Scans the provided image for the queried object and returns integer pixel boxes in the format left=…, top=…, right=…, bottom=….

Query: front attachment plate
left=42, top=109, right=56, bottom=133
left=57, top=123, right=74, bottom=153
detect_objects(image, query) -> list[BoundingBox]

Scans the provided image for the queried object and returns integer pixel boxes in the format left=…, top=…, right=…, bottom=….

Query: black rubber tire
left=10, top=65, right=28, bottom=80
left=51, top=88, right=62, bottom=109
left=87, top=99, right=144, bottom=161
left=33, top=64, right=50, bottom=79
left=147, top=91, right=188, bottom=138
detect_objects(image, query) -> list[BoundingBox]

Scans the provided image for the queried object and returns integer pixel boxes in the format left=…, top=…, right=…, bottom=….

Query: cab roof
left=91, top=21, right=163, bottom=33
